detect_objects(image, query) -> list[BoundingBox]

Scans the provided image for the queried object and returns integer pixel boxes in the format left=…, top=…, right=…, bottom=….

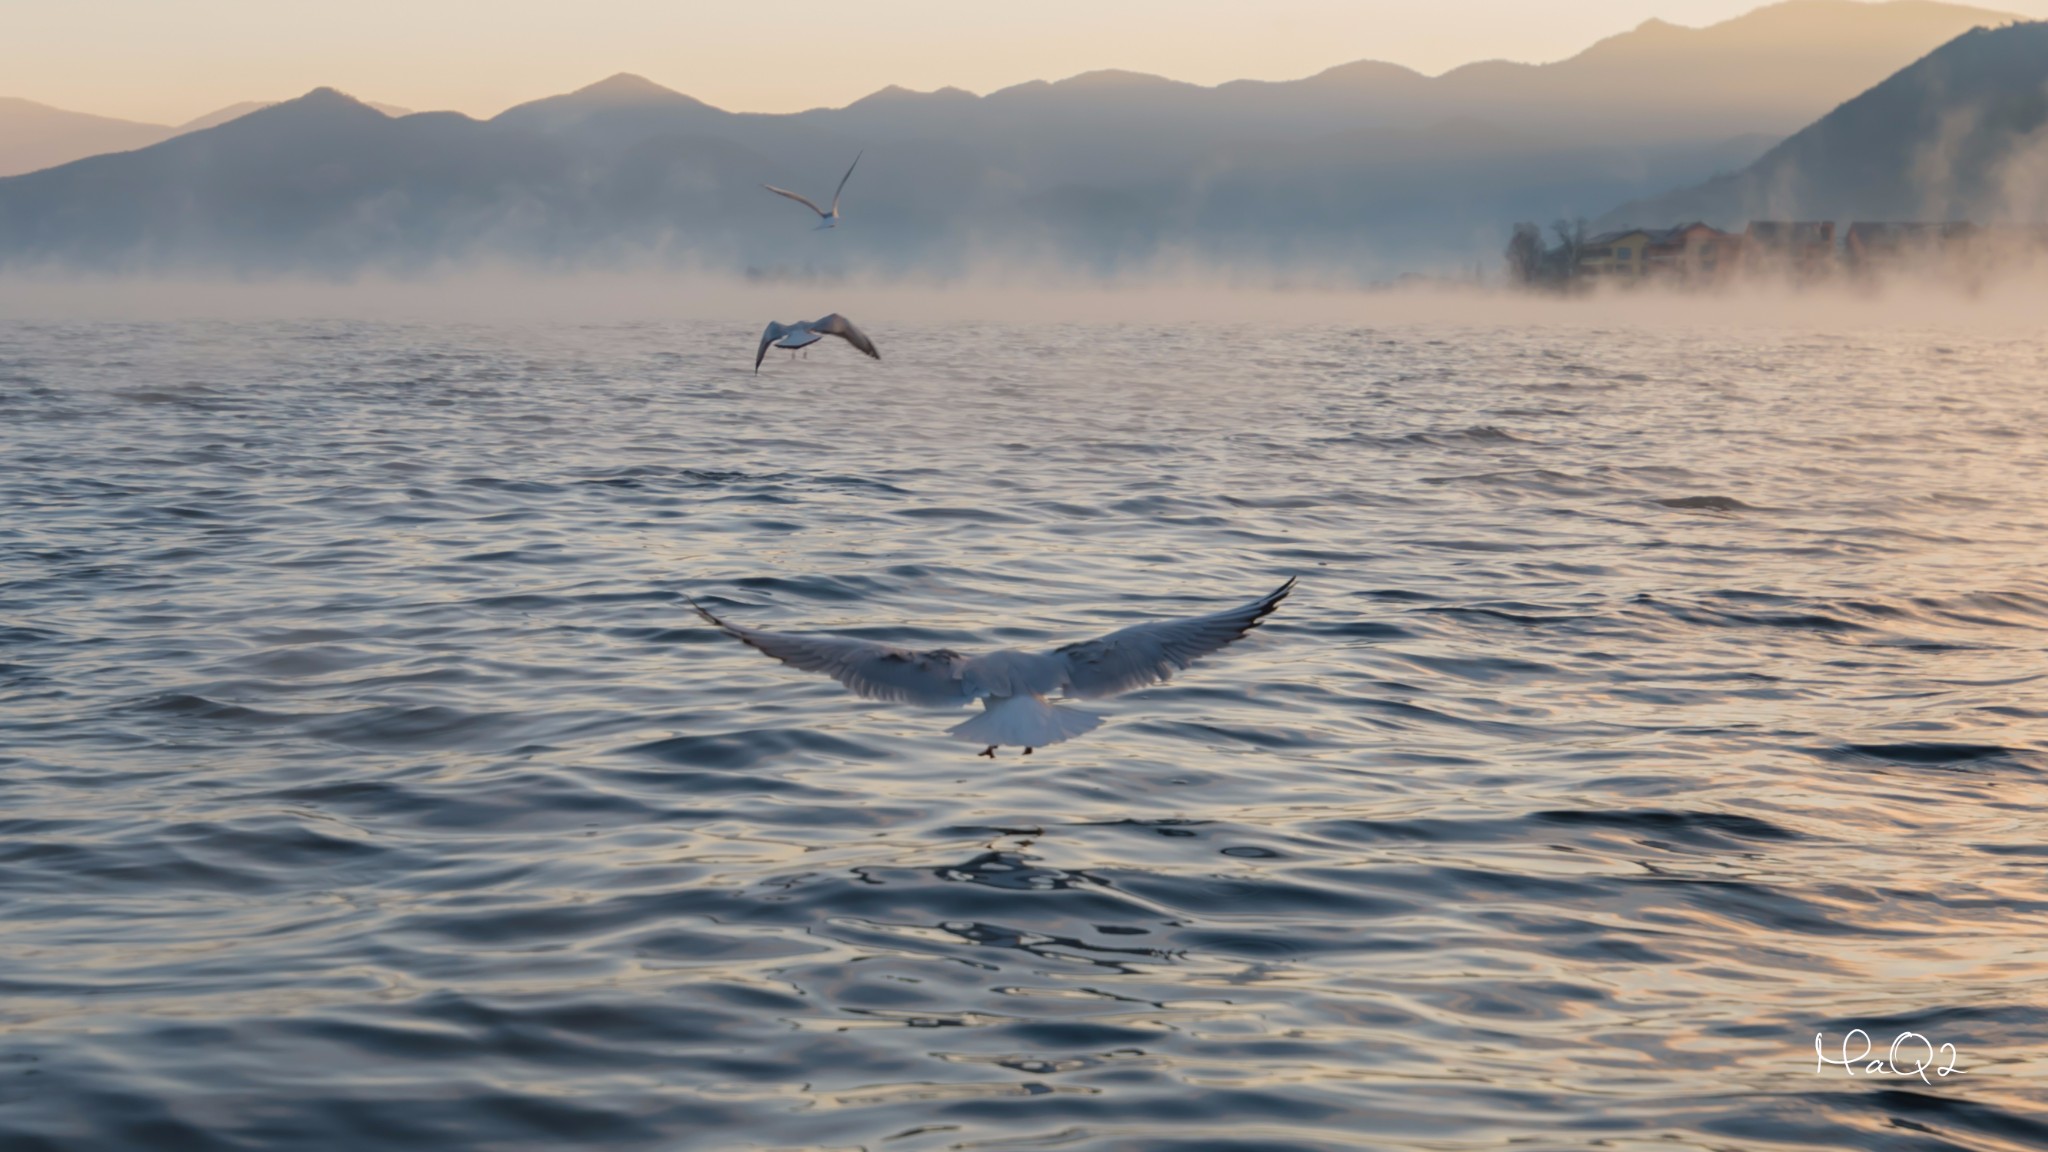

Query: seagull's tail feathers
left=947, top=694, right=1101, bottom=748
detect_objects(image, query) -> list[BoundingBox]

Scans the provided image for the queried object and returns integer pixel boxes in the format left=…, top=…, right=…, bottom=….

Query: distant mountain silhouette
left=1424, top=0, right=2018, bottom=138
left=0, top=95, right=416, bottom=177
left=1602, top=20, right=2048, bottom=227
left=0, top=91, right=580, bottom=271
left=0, top=84, right=1776, bottom=276
left=174, top=102, right=274, bottom=133
left=781, top=0, right=2017, bottom=147
left=0, top=99, right=171, bottom=178
left=493, top=73, right=723, bottom=143
left=176, top=99, right=412, bottom=134
left=0, top=1, right=2022, bottom=275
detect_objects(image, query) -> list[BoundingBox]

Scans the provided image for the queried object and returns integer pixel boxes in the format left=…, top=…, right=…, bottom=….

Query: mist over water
left=3, top=300, right=2047, bottom=1150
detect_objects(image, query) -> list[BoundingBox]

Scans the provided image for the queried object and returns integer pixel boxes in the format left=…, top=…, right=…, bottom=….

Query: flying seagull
left=690, top=577, right=1295, bottom=756
left=764, top=152, right=861, bottom=229
left=755, top=314, right=881, bottom=372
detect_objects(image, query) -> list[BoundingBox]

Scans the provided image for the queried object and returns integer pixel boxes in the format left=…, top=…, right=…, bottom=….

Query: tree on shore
left=1503, top=217, right=1589, bottom=286
left=1549, top=218, right=1588, bottom=274
left=1505, top=223, right=1544, bottom=284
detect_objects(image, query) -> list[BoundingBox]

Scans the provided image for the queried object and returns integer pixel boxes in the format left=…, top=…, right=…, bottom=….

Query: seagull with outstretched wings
left=691, top=578, right=1295, bottom=756
left=764, top=152, right=861, bottom=229
left=754, top=314, right=881, bottom=372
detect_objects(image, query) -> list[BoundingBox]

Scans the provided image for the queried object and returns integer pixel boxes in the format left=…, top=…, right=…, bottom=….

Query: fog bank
left=6, top=267, right=2048, bottom=335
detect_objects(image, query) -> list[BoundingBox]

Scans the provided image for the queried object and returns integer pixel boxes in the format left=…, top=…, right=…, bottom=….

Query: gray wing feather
left=831, top=151, right=861, bottom=213
left=1056, top=578, right=1295, bottom=700
left=755, top=322, right=789, bottom=372
left=693, top=600, right=972, bottom=707
left=764, top=184, right=828, bottom=217
left=812, top=313, right=880, bottom=360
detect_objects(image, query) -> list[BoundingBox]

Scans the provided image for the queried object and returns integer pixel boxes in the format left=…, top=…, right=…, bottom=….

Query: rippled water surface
left=4, top=315, right=2047, bottom=1151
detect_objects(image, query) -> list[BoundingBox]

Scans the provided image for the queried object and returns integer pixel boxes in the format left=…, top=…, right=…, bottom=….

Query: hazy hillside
left=0, top=84, right=1784, bottom=277
left=763, top=1, right=2016, bottom=160
left=0, top=1, right=2022, bottom=276
left=174, top=99, right=414, bottom=134
left=1426, top=0, right=2019, bottom=138
left=0, top=99, right=173, bottom=178
left=0, top=96, right=415, bottom=177
left=0, top=93, right=573, bottom=271
left=1603, top=20, right=2048, bottom=228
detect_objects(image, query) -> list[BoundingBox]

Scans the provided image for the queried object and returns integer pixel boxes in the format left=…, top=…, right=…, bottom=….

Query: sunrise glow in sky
left=9, top=0, right=2046, bottom=123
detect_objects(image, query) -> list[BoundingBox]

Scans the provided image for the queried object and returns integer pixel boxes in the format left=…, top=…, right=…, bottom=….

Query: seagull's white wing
left=1055, top=578, right=1295, bottom=700
left=811, top=313, right=880, bottom=360
left=830, top=151, right=861, bottom=215
left=763, top=184, right=829, bottom=218
left=693, top=600, right=975, bottom=707
left=755, top=322, right=789, bottom=372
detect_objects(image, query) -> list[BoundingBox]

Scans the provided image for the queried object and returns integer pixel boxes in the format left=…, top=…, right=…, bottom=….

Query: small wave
left=455, top=548, right=577, bottom=566
left=1916, top=589, right=2048, bottom=626
left=1422, top=468, right=1604, bottom=495
left=1835, top=742, right=2026, bottom=766
left=1655, top=495, right=1761, bottom=512
left=1633, top=594, right=1871, bottom=633
left=224, top=645, right=385, bottom=678
left=892, top=505, right=1030, bottom=524
left=305, top=704, right=519, bottom=751
left=1419, top=604, right=1588, bottom=627
left=1334, top=425, right=1532, bottom=450
left=936, top=850, right=1107, bottom=891
left=625, top=728, right=884, bottom=770
left=136, top=693, right=293, bottom=725
left=725, top=572, right=914, bottom=603
left=1534, top=808, right=1805, bottom=846
left=457, top=476, right=563, bottom=494
left=1316, top=620, right=1415, bottom=639
left=1404, top=425, right=1529, bottom=447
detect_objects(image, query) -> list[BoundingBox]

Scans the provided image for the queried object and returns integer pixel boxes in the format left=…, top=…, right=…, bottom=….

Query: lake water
left=3, top=312, right=2045, bottom=1151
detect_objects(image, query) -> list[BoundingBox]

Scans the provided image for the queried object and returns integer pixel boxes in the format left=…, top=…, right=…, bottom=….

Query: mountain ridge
left=2, top=0, right=2016, bottom=178
left=0, top=92, right=417, bottom=176
left=1601, top=20, right=2048, bottom=228
left=0, top=1, right=2030, bottom=275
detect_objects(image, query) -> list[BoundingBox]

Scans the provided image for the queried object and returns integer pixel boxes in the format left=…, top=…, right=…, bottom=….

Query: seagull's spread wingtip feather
left=1235, top=577, right=1296, bottom=633
left=832, top=151, right=863, bottom=212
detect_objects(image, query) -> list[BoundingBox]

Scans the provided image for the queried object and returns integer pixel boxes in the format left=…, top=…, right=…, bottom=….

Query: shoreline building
left=1742, top=221, right=1836, bottom=279
left=1844, top=221, right=1977, bottom=272
left=1517, top=217, right=2046, bottom=288
left=1577, top=228, right=1656, bottom=279
left=1577, top=223, right=1741, bottom=283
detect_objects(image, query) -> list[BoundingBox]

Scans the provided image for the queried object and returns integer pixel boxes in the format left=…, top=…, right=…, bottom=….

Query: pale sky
left=6, top=0, right=2045, bottom=124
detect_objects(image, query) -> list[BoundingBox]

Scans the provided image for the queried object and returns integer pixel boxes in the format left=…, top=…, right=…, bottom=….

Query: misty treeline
left=1503, top=220, right=1589, bottom=287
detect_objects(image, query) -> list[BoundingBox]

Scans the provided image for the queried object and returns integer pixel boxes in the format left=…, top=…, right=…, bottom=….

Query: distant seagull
left=754, top=314, right=881, bottom=373
left=763, top=152, right=861, bottom=229
left=691, top=577, right=1295, bottom=756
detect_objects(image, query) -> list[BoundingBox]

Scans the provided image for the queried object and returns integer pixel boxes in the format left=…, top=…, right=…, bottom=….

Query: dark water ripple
left=3, top=318, right=2047, bottom=1150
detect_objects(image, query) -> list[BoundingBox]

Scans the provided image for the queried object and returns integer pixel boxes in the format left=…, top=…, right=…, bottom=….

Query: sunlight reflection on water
left=1, top=315, right=2045, bottom=1150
